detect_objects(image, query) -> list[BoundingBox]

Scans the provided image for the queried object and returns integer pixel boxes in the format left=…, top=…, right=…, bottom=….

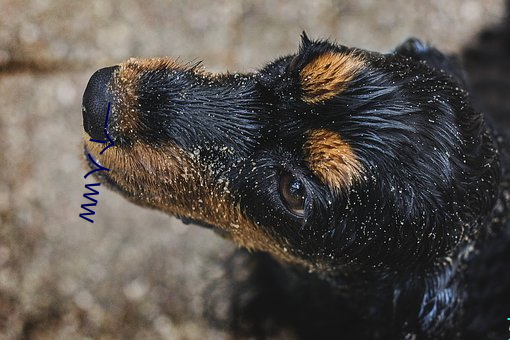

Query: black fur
left=212, top=35, right=507, bottom=339
left=82, top=8, right=510, bottom=340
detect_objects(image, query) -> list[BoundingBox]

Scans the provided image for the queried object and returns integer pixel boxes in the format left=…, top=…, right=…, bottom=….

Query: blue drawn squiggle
left=80, top=102, right=114, bottom=223
left=79, top=183, right=101, bottom=223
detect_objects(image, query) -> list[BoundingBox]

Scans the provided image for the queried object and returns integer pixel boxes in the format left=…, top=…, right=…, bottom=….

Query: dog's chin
left=177, top=216, right=233, bottom=240
left=176, top=216, right=223, bottom=231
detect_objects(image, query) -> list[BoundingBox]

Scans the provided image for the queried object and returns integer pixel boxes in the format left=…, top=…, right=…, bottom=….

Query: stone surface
left=0, top=0, right=505, bottom=339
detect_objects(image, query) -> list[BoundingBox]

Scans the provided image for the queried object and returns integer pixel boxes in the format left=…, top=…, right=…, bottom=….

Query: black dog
left=81, top=16, right=510, bottom=340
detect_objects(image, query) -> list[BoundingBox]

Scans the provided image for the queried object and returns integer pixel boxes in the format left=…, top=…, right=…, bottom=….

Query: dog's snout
left=82, top=66, right=118, bottom=140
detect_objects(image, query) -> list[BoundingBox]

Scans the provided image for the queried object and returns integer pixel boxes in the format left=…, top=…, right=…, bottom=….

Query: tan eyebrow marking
left=300, top=51, right=365, bottom=104
left=304, top=129, right=363, bottom=192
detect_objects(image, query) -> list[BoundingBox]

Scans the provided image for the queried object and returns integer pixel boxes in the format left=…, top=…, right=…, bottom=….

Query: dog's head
left=82, top=34, right=499, bottom=274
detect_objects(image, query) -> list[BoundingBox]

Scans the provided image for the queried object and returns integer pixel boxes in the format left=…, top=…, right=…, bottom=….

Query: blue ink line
left=87, top=102, right=115, bottom=155
left=80, top=102, right=114, bottom=223
left=100, top=127, right=114, bottom=154
left=84, top=154, right=110, bottom=179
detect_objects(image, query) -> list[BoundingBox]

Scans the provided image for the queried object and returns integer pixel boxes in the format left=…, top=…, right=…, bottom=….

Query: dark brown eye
left=279, top=173, right=306, bottom=217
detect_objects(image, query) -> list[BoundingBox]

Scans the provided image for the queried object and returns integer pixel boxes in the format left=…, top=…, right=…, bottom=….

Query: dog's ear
left=394, top=38, right=468, bottom=87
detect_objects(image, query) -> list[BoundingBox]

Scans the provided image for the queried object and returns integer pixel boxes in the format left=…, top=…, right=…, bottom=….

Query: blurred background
left=0, top=0, right=505, bottom=338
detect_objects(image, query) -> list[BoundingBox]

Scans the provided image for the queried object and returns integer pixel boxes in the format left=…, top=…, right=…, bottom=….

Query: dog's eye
left=279, top=173, right=306, bottom=217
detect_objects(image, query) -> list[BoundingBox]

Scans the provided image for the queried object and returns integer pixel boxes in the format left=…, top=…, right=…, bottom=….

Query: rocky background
left=0, top=0, right=505, bottom=339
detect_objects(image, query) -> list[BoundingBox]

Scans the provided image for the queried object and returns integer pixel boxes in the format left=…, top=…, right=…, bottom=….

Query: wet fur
left=83, top=8, right=510, bottom=340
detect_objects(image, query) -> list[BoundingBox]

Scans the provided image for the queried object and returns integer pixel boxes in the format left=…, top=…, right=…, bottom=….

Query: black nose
left=82, top=66, right=118, bottom=141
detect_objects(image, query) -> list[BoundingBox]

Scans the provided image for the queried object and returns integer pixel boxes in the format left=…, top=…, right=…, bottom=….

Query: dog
left=81, top=18, right=510, bottom=340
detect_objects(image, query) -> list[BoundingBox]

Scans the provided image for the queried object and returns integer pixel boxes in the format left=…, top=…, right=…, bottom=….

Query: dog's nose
left=82, top=66, right=118, bottom=140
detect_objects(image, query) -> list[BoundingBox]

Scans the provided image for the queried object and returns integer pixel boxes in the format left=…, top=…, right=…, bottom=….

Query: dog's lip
left=82, top=144, right=125, bottom=194
left=83, top=145, right=95, bottom=169
left=83, top=145, right=106, bottom=175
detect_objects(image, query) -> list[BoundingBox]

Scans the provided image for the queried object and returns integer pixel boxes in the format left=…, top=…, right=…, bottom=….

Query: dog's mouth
left=83, top=145, right=97, bottom=171
left=82, top=143, right=130, bottom=197
left=83, top=144, right=105, bottom=178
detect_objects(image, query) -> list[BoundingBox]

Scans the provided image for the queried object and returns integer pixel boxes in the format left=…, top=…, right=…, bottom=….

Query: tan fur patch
left=300, top=51, right=364, bottom=104
left=304, top=129, right=363, bottom=192
left=109, top=58, right=192, bottom=138
left=83, top=136, right=311, bottom=269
